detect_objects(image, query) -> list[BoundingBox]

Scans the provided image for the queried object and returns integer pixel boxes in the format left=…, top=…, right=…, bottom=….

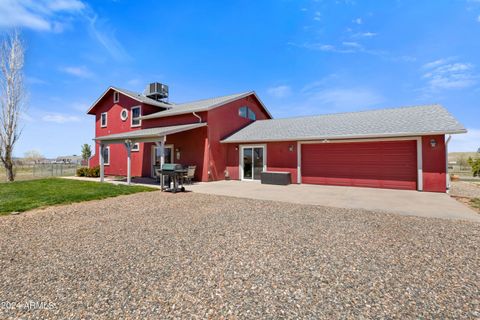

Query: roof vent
left=145, top=82, right=168, bottom=101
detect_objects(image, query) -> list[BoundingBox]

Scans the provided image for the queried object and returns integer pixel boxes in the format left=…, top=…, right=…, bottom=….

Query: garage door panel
left=301, top=140, right=417, bottom=190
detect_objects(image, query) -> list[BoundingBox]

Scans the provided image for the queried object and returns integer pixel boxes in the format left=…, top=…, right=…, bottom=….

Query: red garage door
left=301, top=140, right=417, bottom=190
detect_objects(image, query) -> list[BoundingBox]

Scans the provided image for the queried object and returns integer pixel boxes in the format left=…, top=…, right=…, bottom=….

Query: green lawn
left=471, top=198, right=480, bottom=210
left=0, top=178, right=156, bottom=215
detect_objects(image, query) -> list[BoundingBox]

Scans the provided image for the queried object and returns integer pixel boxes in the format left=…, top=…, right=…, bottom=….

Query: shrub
left=87, top=166, right=100, bottom=178
left=467, top=157, right=480, bottom=177
left=76, top=167, right=88, bottom=177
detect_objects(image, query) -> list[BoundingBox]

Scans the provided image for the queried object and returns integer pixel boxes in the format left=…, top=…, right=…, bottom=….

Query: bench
left=260, top=171, right=291, bottom=185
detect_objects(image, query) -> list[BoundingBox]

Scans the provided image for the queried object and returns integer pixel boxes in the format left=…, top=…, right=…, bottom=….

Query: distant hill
left=448, top=152, right=479, bottom=163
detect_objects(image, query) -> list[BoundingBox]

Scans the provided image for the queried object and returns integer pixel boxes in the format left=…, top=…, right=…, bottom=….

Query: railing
left=1, top=163, right=81, bottom=181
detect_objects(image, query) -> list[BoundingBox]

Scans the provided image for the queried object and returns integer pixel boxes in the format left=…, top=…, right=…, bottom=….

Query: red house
left=88, top=83, right=466, bottom=192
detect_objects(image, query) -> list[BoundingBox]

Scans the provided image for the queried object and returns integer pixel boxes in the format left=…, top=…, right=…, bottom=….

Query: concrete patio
left=188, top=180, right=480, bottom=222
left=63, top=177, right=479, bottom=222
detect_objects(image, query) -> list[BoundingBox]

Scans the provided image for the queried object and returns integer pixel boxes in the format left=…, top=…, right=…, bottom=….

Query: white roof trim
left=87, top=87, right=171, bottom=114
left=140, top=91, right=273, bottom=120
left=94, top=122, right=207, bottom=143
left=221, top=129, right=468, bottom=143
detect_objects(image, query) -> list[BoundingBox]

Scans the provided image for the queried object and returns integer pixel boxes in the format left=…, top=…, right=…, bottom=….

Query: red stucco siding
left=422, top=135, right=446, bottom=192
left=208, top=95, right=271, bottom=181
left=225, top=141, right=298, bottom=183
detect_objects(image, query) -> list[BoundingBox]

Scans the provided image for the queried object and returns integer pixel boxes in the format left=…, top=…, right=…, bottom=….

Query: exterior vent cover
left=145, top=82, right=168, bottom=101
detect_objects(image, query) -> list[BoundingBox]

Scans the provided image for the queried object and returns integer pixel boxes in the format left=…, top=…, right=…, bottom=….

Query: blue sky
left=1, top=0, right=479, bottom=157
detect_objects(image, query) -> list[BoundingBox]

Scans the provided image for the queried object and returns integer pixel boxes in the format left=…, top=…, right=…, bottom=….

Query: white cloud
left=303, top=87, right=385, bottom=111
left=449, top=129, right=480, bottom=152
left=353, top=18, right=363, bottom=24
left=0, top=0, right=85, bottom=32
left=422, top=58, right=477, bottom=90
left=313, top=11, right=321, bottom=21
left=477, top=15, right=480, bottom=22
left=61, top=66, right=93, bottom=78
left=267, top=85, right=292, bottom=98
left=354, top=32, right=377, bottom=37
left=42, top=113, right=81, bottom=124
left=342, top=41, right=361, bottom=48
left=86, top=14, right=130, bottom=61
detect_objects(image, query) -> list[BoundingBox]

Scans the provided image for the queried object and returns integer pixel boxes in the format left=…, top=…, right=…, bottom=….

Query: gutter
left=445, top=135, right=452, bottom=192
left=192, top=112, right=202, bottom=123
left=220, top=130, right=468, bottom=144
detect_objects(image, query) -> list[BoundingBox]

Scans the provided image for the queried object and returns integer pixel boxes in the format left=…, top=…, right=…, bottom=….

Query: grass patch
left=470, top=198, right=480, bottom=210
left=0, top=178, right=156, bottom=215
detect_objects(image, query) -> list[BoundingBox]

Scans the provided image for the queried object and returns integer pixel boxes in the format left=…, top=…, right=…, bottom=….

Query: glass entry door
left=151, top=145, right=173, bottom=177
left=241, top=146, right=265, bottom=180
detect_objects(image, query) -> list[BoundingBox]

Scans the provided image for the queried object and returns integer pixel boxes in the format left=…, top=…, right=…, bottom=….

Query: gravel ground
left=0, top=191, right=479, bottom=319
left=450, top=181, right=480, bottom=199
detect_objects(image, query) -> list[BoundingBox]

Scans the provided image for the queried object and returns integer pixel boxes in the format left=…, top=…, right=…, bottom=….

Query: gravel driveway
left=450, top=181, right=480, bottom=198
left=0, top=191, right=479, bottom=319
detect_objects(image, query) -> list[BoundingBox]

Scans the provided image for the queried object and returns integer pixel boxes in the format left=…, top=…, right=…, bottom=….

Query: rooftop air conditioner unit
left=145, top=82, right=168, bottom=101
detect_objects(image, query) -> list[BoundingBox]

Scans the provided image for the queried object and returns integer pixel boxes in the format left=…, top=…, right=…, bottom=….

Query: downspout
left=445, top=135, right=452, bottom=192
left=192, top=112, right=202, bottom=123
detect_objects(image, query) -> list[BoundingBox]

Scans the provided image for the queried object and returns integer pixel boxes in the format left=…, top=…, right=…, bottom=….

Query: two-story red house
left=88, top=83, right=466, bottom=192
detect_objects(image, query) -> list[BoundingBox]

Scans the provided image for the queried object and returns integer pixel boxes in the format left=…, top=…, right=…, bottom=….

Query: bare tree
left=0, top=31, right=26, bottom=181
left=24, top=149, right=44, bottom=164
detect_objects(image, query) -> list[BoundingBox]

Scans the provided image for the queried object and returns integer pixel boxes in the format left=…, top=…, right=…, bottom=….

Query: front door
left=151, top=144, right=174, bottom=177
left=241, top=146, right=265, bottom=180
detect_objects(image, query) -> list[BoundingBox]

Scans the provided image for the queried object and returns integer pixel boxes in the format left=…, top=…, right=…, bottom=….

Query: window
left=100, top=112, right=107, bottom=127
left=131, top=143, right=139, bottom=152
left=102, top=146, right=110, bottom=165
left=131, top=106, right=141, bottom=127
left=239, top=106, right=256, bottom=121
left=120, top=109, right=128, bottom=121
left=248, top=109, right=256, bottom=121
left=239, top=106, right=247, bottom=118
left=113, top=91, right=120, bottom=103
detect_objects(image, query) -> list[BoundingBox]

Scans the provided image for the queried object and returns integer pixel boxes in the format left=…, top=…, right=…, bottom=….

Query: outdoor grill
left=159, top=163, right=187, bottom=193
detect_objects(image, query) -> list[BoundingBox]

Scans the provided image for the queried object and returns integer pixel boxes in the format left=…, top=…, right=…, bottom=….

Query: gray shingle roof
left=94, top=123, right=207, bottom=142
left=141, top=91, right=272, bottom=119
left=222, top=104, right=466, bottom=143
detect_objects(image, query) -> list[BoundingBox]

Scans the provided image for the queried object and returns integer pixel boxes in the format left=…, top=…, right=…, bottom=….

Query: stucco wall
left=422, top=134, right=446, bottom=192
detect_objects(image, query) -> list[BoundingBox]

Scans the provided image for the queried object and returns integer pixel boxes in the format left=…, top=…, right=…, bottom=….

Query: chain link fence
left=1, top=163, right=82, bottom=181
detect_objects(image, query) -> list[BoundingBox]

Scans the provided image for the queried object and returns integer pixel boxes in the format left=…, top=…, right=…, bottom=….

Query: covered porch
left=94, top=123, right=207, bottom=185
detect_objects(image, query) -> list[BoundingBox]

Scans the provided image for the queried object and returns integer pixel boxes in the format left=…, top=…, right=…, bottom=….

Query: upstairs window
left=131, top=106, right=141, bottom=127
left=113, top=91, right=120, bottom=103
left=239, top=106, right=248, bottom=118
left=239, top=106, right=256, bottom=121
left=100, top=112, right=107, bottom=127
left=248, top=109, right=256, bottom=121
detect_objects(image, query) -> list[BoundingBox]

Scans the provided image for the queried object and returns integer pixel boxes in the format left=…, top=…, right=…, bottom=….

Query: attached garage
left=222, top=104, right=467, bottom=193
left=300, top=140, right=418, bottom=190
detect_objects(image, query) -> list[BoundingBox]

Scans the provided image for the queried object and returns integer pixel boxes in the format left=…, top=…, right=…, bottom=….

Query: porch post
left=154, top=136, right=167, bottom=166
left=100, top=143, right=105, bottom=182
left=124, top=140, right=132, bottom=185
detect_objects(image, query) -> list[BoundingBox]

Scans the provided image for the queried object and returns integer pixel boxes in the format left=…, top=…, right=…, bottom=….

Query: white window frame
left=120, top=109, right=128, bottom=121
left=113, top=91, right=120, bottom=103
left=100, top=112, right=108, bottom=128
left=239, top=144, right=267, bottom=181
left=131, top=106, right=142, bottom=127
left=131, top=143, right=140, bottom=152
left=103, top=146, right=110, bottom=166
